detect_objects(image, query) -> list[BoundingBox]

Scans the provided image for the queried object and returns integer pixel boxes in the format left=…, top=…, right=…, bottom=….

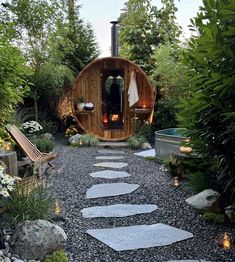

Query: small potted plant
left=76, top=96, right=85, bottom=112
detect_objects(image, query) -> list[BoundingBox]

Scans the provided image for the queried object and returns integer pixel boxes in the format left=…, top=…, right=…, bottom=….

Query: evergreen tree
left=119, top=0, right=181, bottom=74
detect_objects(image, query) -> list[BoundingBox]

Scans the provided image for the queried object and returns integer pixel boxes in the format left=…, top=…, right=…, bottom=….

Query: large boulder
left=186, top=189, right=221, bottom=211
left=225, top=205, right=235, bottom=223
left=68, top=134, right=82, bottom=145
left=44, top=133, right=55, bottom=140
left=11, top=220, right=67, bottom=260
left=141, top=142, right=152, bottom=150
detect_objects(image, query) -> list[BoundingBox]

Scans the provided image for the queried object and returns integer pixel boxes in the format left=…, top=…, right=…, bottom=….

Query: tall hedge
left=178, top=0, right=235, bottom=202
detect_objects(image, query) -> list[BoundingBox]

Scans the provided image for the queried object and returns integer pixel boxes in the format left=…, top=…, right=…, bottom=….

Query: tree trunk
left=34, top=88, right=38, bottom=122
left=68, top=0, right=75, bottom=32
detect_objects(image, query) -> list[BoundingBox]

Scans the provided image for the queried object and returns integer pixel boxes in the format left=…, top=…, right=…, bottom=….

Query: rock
left=0, top=250, right=3, bottom=256
left=4, top=257, right=11, bottom=262
left=225, top=205, right=235, bottom=223
left=141, top=142, right=152, bottom=149
left=4, top=235, right=10, bottom=242
left=44, top=133, right=54, bottom=140
left=14, top=260, right=24, bottom=262
left=68, top=134, right=82, bottom=145
left=186, top=189, right=221, bottom=211
left=3, top=242, right=9, bottom=255
left=11, top=219, right=67, bottom=261
left=11, top=254, right=19, bottom=259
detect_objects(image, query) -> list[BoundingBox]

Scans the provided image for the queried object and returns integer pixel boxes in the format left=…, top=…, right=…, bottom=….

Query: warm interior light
left=143, top=104, right=147, bottom=109
left=79, top=139, right=83, bottom=145
left=103, top=113, right=108, bottom=124
left=180, top=146, right=192, bottom=154
left=223, top=232, right=232, bottom=249
left=110, top=114, right=119, bottom=122
left=173, top=177, right=180, bottom=187
left=54, top=199, right=61, bottom=215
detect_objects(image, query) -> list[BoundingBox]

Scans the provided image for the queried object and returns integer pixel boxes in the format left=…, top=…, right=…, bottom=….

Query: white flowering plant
left=22, top=121, right=43, bottom=134
left=0, top=165, right=21, bottom=197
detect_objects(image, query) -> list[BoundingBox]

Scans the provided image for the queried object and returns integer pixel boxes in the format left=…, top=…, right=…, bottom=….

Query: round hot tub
left=155, top=128, right=188, bottom=160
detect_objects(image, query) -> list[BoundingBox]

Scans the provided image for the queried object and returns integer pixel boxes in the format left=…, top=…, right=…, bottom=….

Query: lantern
left=180, top=146, right=192, bottom=154
left=172, top=177, right=180, bottom=188
left=54, top=199, right=62, bottom=215
left=3, top=142, right=12, bottom=152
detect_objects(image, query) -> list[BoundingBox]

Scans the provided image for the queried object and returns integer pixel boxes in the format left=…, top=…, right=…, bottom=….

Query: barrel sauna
left=72, top=56, right=155, bottom=141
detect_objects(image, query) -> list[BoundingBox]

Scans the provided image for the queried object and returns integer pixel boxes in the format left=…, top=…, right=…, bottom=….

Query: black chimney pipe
left=110, top=21, right=119, bottom=56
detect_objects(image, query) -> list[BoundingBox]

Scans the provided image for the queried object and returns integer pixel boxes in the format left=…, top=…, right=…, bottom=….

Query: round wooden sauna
left=72, top=57, right=155, bottom=141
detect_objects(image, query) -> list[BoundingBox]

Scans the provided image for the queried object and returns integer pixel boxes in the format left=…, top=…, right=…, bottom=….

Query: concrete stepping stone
left=167, top=260, right=208, bottom=262
left=134, top=149, right=155, bottom=157
left=98, top=150, right=125, bottom=155
left=86, top=183, right=139, bottom=199
left=95, top=156, right=125, bottom=160
left=89, top=170, right=130, bottom=179
left=81, top=204, right=158, bottom=218
left=86, top=223, right=193, bottom=251
left=167, top=260, right=207, bottom=262
left=94, top=162, right=128, bottom=169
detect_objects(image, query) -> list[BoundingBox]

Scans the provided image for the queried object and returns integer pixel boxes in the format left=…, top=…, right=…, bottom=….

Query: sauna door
left=101, top=69, right=124, bottom=129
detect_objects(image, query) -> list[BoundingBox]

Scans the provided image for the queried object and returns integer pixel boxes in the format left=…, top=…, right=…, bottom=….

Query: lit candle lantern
left=3, top=142, right=12, bottom=151
left=222, top=232, right=233, bottom=249
left=78, top=139, right=83, bottom=146
left=180, top=146, right=192, bottom=154
left=143, top=104, right=147, bottom=109
left=54, top=199, right=61, bottom=215
left=173, top=177, right=180, bottom=187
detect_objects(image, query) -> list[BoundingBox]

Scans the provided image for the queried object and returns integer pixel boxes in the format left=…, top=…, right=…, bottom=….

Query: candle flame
left=173, top=177, right=180, bottom=187
left=54, top=199, right=61, bottom=215
left=223, top=232, right=232, bottom=249
left=111, top=114, right=119, bottom=121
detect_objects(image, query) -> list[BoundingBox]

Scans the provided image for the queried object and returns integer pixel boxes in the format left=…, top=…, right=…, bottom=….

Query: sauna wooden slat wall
left=72, top=57, right=155, bottom=141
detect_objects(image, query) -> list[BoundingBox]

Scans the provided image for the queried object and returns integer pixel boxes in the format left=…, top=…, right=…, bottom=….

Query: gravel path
left=49, top=142, right=235, bottom=262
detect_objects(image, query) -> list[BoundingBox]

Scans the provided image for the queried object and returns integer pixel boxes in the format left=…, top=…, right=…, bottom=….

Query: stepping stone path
left=81, top=204, right=158, bottom=218
left=86, top=223, right=193, bottom=251
left=89, top=170, right=130, bottom=179
left=94, top=162, right=128, bottom=168
left=95, top=156, right=125, bottom=160
left=134, top=148, right=156, bottom=158
left=86, top=183, right=139, bottom=199
left=83, top=148, right=194, bottom=256
left=98, top=149, right=126, bottom=155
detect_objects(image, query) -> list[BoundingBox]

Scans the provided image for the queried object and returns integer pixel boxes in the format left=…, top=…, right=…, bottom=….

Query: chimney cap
left=110, top=21, right=119, bottom=25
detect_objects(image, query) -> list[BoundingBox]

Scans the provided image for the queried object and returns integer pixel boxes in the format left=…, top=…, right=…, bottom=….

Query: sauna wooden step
left=98, top=142, right=128, bottom=148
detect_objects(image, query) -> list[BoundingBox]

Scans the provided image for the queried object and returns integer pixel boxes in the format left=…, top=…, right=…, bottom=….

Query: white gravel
left=49, top=142, right=235, bottom=262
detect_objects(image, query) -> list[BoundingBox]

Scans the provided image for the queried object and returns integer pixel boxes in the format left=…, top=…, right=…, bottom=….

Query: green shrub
left=32, top=136, right=54, bottom=153
left=128, top=135, right=147, bottom=150
left=145, top=156, right=156, bottom=161
left=188, top=172, right=210, bottom=193
left=133, top=120, right=152, bottom=140
left=202, top=211, right=226, bottom=224
left=177, top=0, right=235, bottom=203
left=43, top=250, right=68, bottom=262
left=1, top=185, right=54, bottom=228
left=80, top=134, right=99, bottom=147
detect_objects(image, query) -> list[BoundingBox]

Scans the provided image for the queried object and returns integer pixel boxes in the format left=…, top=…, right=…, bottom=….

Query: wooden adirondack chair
left=5, top=124, right=57, bottom=177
